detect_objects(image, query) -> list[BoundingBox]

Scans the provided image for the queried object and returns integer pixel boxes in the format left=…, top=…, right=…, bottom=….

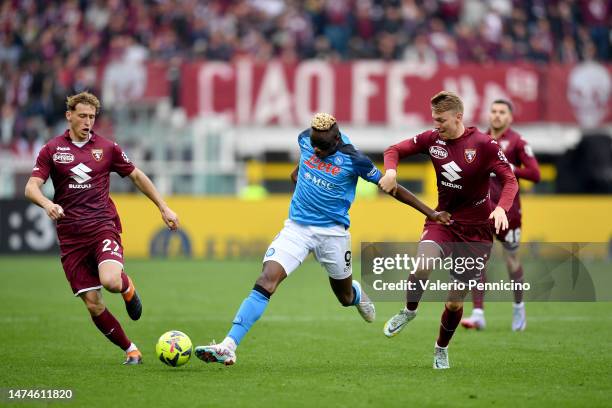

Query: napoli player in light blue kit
left=195, top=113, right=451, bottom=365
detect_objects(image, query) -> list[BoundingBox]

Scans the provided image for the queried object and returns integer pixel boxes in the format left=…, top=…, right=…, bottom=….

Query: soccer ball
left=155, top=330, right=193, bottom=367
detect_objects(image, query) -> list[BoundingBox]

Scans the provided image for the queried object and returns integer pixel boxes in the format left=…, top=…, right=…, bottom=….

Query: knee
left=445, top=301, right=463, bottom=311
left=99, top=273, right=122, bottom=292
left=255, top=274, right=279, bottom=295
left=255, top=262, right=287, bottom=295
left=84, top=298, right=105, bottom=316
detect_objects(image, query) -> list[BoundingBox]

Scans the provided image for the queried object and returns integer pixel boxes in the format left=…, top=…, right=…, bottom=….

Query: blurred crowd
left=0, top=0, right=610, bottom=155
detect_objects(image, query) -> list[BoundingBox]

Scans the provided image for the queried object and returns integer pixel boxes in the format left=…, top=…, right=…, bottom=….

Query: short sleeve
left=485, top=140, right=511, bottom=171
left=297, top=130, right=311, bottom=152
left=111, top=143, right=136, bottom=177
left=31, top=144, right=52, bottom=182
left=353, top=152, right=382, bottom=184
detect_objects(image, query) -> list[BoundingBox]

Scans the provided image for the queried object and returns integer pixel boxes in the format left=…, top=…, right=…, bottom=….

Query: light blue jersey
left=289, top=130, right=382, bottom=228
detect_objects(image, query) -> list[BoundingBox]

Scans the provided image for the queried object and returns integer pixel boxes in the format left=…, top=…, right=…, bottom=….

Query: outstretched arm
left=25, top=177, right=64, bottom=220
left=128, top=168, right=179, bottom=230
left=350, top=146, right=448, bottom=224
left=380, top=135, right=428, bottom=193
left=389, top=184, right=452, bottom=225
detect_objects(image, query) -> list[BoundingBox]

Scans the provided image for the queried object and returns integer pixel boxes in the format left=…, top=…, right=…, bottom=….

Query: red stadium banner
left=117, top=61, right=612, bottom=126
left=179, top=60, right=543, bottom=125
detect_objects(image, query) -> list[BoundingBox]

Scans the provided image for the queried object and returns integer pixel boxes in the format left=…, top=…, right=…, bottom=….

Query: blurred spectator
left=558, top=35, right=581, bottom=64
left=428, top=18, right=457, bottom=63
left=0, top=0, right=609, bottom=153
left=102, top=36, right=148, bottom=107
left=579, top=0, right=611, bottom=60
left=461, top=0, right=488, bottom=27
left=496, top=35, right=519, bottom=61
left=323, top=0, right=352, bottom=57
left=403, top=34, right=437, bottom=64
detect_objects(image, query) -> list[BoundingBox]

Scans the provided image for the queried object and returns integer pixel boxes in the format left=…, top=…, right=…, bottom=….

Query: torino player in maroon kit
left=378, top=92, right=518, bottom=369
left=24, top=92, right=179, bottom=365
left=460, top=100, right=540, bottom=332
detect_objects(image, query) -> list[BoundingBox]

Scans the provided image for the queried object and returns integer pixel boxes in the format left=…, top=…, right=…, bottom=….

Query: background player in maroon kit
left=24, top=92, right=179, bottom=365
left=378, top=91, right=518, bottom=369
left=461, top=99, right=541, bottom=332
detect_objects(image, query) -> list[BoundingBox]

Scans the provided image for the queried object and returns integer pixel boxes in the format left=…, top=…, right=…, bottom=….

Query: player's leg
left=328, top=276, right=354, bottom=306
left=503, top=244, right=526, bottom=331
left=60, top=243, right=139, bottom=364
left=314, top=228, right=375, bottom=322
left=383, top=239, right=443, bottom=337
left=328, top=275, right=376, bottom=324
left=95, top=232, right=141, bottom=321
left=98, top=261, right=142, bottom=321
left=434, top=297, right=463, bottom=370
left=195, top=260, right=288, bottom=366
left=407, top=240, right=442, bottom=309
left=462, top=228, right=508, bottom=331
left=460, top=271, right=486, bottom=330
left=434, top=285, right=469, bottom=369
left=494, top=222, right=526, bottom=331
left=329, top=277, right=375, bottom=322
left=227, top=260, right=287, bottom=348
left=195, top=220, right=310, bottom=365
left=439, top=230, right=493, bottom=368
left=80, top=289, right=141, bottom=365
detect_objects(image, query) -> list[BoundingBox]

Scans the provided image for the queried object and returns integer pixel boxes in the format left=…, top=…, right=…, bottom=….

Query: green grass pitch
left=1, top=257, right=610, bottom=407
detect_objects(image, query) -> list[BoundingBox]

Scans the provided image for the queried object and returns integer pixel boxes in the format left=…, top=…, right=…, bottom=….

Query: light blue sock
left=351, top=280, right=361, bottom=306
left=227, top=290, right=270, bottom=345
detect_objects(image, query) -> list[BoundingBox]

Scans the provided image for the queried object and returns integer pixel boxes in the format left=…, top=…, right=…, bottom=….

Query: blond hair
left=66, top=92, right=101, bottom=114
left=311, top=112, right=337, bottom=131
left=430, top=91, right=463, bottom=114
left=310, top=112, right=339, bottom=140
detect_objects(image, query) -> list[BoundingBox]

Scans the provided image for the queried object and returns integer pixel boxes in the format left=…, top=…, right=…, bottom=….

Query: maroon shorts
left=494, top=214, right=522, bottom=251
left=59, top=229, right=124, bottom=296
left=420, top=220, right=494, bottom=283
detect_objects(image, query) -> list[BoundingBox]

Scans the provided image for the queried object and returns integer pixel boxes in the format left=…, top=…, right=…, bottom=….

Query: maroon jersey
left=385, top=127, right=518, bottom=224
left=31, top=130, right=135, bottom=239
left=488, top=128, right=540, bottom=221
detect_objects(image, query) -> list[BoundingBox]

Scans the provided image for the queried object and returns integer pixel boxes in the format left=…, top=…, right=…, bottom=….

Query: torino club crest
left=464, top=149, right=476, bottom=163
left=91, top=149, right=103, bottom=161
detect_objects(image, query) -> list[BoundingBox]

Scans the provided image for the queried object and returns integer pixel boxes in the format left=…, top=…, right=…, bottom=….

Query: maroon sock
left=91, top=308, right=131, bottom=350
left=472, top=274, right=485, bottom=309
left=436, top=305, right=463, bottom=347
left=120, top=272, right=130, bottom=293
left=406, top=274, right=427, bottom=311
left=509, top=266, right=524, bottom=304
